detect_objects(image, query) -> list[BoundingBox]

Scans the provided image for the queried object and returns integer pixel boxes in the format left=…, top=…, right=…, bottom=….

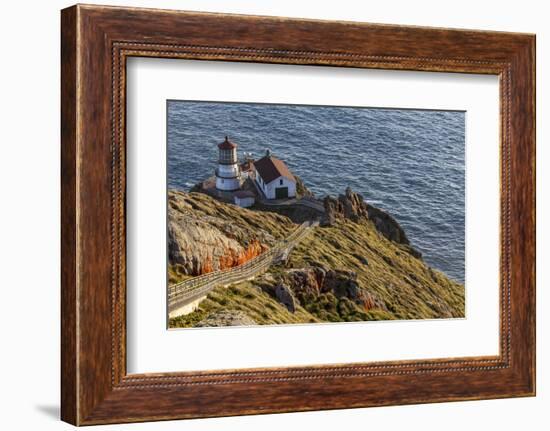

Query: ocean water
left=167, top=101, right=465, bottom=283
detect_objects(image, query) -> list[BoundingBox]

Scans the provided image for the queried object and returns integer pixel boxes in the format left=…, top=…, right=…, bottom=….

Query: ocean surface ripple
left=167, top=101, right=465, bottom=283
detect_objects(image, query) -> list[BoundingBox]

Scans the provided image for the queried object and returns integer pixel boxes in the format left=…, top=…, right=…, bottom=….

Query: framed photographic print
left=61, top=4, right=535, bottom=425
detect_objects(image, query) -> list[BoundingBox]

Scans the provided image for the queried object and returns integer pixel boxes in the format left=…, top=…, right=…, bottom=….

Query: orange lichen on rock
left=362, top=296, right=376, bottom=311
left=201, top=254, right=214, bottom=275
left=218, top=239, right=267, bottom=271
left=237, top=240, right=265, bottom=265
left=217, top=248, right=239, bottom=271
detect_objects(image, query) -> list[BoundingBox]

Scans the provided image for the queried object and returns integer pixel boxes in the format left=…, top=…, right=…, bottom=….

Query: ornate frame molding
left=61, top=5, right=535, bottom=425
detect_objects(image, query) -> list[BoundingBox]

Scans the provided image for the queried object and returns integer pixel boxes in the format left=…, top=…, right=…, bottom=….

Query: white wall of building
left=258, top=175, right=296, bottom=199
left=234, top=196, right=255, bottom=207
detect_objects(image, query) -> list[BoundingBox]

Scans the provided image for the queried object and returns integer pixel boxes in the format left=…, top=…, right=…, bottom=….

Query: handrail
left=168, top=221, right=316, bottom=312
left=259, top=197, right=325, bottom=213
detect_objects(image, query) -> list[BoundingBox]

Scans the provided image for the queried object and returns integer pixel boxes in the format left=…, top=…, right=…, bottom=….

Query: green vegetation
left=168, top=191, right=464, bottom=328
left=171, top=190, right=295, bottom=241
left=170, top=282, right=321, bottom=328
left=287, top=219, right=464, bottom=320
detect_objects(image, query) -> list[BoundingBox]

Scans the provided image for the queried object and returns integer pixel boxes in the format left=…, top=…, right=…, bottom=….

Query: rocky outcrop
left=168, top=215, right=266, bottom=275
left=275, top=283, right=297, bottom=312
left=365, top=204, right=423, bottom=258
left=195, top=310, right=256, bottom=327
left=365, top=204, right=408, bottom=245
left=265, top=266, right=387, bottom=313
left=323, top=187, right=369, bottom=225
left=322, top=187, right=421, bottom=258
left=168, top=190, right=293, bottom=276
left=168, top=211, right=268, bottom=275
left=295, top=175, right=315, bottom=198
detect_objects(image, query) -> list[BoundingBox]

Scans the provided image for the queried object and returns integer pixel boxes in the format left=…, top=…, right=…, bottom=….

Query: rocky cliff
left=323, top=186, right=370, bottom=224
left=168, top=190, right=293, bottom=281
left=168, top=189, right=464, bottom=328
left=323, top=187, right=421, bottom=258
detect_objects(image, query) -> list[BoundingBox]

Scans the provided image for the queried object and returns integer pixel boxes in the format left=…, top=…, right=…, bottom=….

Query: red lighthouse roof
left=218, top=136, right=237, bottom=150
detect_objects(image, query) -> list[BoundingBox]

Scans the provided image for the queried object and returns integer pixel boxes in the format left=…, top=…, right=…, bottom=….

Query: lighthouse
left=215, top=136, right=241, bottom=191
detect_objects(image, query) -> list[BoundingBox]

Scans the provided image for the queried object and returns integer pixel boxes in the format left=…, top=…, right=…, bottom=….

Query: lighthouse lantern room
left=215, top=136, right=241, bottom=191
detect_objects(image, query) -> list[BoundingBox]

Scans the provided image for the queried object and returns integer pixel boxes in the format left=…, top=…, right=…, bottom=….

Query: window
left=280, top=179, right=283, bottom=185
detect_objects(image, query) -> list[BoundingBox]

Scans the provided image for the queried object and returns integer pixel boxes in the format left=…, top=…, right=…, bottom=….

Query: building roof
left=254, top=155, right=295, bottom=184
left=218, top=136, right=237, bottom=150
left=234, top=190, right=256, bottom=199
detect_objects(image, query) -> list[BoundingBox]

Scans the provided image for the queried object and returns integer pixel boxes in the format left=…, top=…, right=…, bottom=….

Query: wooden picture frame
left=61, top=4, right=536, bottom=425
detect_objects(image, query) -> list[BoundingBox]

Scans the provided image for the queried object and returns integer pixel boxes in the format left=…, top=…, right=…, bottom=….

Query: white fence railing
left=168, top=221, right=315, bottom=314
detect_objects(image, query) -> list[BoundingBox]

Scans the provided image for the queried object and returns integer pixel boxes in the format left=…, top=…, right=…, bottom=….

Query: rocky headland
left=168, top=190, right=293, bottom=281
left=168, top=187, right=464, bottom=328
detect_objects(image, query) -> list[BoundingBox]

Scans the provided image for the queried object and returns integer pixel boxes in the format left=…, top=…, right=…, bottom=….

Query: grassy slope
left=170, top=283, right=322, bottom=327
left=289, top=219, right=464, bottom=320
left=168, top=190, right=294, bottom=284
left=169, top=192, right=464, bottom=328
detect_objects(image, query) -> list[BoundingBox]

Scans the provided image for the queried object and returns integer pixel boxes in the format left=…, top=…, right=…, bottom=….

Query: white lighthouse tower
left=215, top=136, right=241, bottom=191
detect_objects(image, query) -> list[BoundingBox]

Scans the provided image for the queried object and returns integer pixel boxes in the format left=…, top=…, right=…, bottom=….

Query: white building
left=254, top=150, right=296, bottom=200
left=239, top=154, right=255, bottom=180
left=233, top=190, right=255, bottom=208
left=215, top=136, right=241, bottom=191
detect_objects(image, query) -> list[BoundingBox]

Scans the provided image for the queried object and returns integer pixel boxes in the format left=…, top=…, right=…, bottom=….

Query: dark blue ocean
left=167, top=101, right=465, bottom=283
